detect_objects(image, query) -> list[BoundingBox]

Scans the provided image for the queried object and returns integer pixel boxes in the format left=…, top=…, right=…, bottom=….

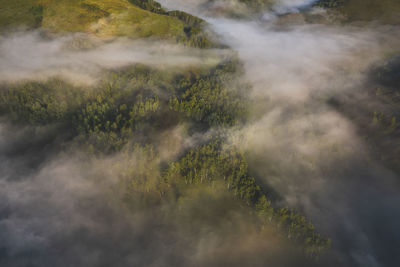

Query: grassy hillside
left=315, top=0, right=400, bottom=24
left=0, top=0, right=213, bottom=46
left=234, top=0, right=400, bottom=24
left=41, top=0, right=185, bottom=38
left=0, top=0, right=41, bottom=29
left=0, top=0, right=331, bottom=263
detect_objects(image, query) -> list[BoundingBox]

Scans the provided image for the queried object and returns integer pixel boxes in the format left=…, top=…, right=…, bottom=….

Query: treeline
left=164, top=139, right=331, bottom=259
left=359, top=56, right=400, bottom=171
left=0, top=60, right=246, bottom=152
left=170, top=58, right=248, bottom=127
left=128, top=0, right=166, bottom=14
left=328, top=55, right=400, bottom=174
left=238, top=0, right=347, bottom=10
left=0, top=79, right=82, bottom=124
left=128, top=0, right=214, bottom=48
left=0, top=59, right=330, bottom=259
left=238, top=0, right=271, bottom=9
left=115, top=137, right=331, bottom=259
left=314, top=0, right=347, bottom=8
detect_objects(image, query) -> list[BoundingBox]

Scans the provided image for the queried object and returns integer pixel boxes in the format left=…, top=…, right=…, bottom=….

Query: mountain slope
left=0, top=0, right=332, bottom=266
left=315, top=0, right=400, bottom=24
left=0, top=0, right=213, bottom=47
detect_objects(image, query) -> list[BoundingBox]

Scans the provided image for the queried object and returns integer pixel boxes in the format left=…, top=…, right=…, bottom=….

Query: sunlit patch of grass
left=0, top=0, right=186, bottom=39
left=85, top=0, right=185, bottom=39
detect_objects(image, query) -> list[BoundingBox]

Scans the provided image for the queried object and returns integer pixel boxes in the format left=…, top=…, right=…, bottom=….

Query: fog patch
left=190, top=5, right=400, bottom=267
left=0, top=122, right=310, bottom=267
left=159, top=0, right=319, bottom=17
left=272, top=0, right=318, bottom=13
left=0, top=31, right=227, bottom=85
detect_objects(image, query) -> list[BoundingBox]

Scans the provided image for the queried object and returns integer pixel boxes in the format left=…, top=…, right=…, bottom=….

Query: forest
left=0, top=0, right=399, bottom=267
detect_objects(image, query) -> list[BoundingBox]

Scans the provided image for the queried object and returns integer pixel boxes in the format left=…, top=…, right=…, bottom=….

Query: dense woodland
left=1, top=0, right=399, bottom=266
left=0, top=55, right=330, bottom=257
left=328, top=56, right=400, bottom=174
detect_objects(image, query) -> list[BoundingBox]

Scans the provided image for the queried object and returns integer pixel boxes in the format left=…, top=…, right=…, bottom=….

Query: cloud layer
left=1, top=1, right=400, bottom=267
left=0, top=31, right=225, bottom=84
left=209, top=12, right=400, bottom=267
left=158, top=0, right=400, bottom=266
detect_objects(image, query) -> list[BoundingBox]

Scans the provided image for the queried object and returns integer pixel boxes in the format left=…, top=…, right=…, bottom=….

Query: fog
left=1, top=0, right=400, bottom=266
left=0, top=122, right=311, bottom=267
left=160, top=0, right=400, bottom=266
left=158, top=0, right=318, bottom=15
left=0, top=31, right=226, bottom=84
left=215, top=18, right=400, bottom=267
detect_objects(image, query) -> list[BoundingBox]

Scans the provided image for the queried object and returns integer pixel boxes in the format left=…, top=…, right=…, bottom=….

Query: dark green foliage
left=374, top=56, right=400, bottom=89
left=80, top=3, right=110, bottom=19
left=165, top=139, right=263, bottom=204
left=313, top=0, right=400, bottom=24
left=71, top=66, right=176, bottom=152
left=164, top=139, right=331, bottom=259
left=238, top=0, right=271, bottom=9
left=74, top=61, right=247, bottom=151
left=0, top=79, right=82, bottom=124
left=29, top=4, right=44, bottom=28
left=0, top=61, right=247, bottom=150
left=167, top=10, right=205, bottom=26
left=76, top=90, right=160, bottom=152
left=328, top=55, right=400, bottom=174
left=364, top=57, right=400, bottom=172
left=0, top=0, right=334, bottom=262
left=0, top=66, right=171, bottom=152
left=167, top=10, right=213, bottom=48
left=276, top=207, right=331, bottom=259
left=314, top=0, right=347, bottom=8
left=128, top=0, right=166, bottom=14
left=170, top=60, right=248, bottom=127
left=0, top=60, right=329, bottom=259
left=128, top=0, right=214, bottom=48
